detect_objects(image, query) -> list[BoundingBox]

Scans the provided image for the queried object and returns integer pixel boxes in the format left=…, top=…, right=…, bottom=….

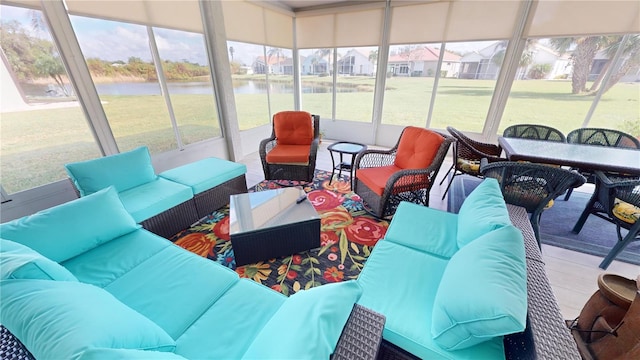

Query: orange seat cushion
left=265, top=144, right=311, bottom=164
left=356, top=165, right=402, bottom=196
left=394, top=127, right=444, bottom=169
left=274, top=111, right=314, bottom=145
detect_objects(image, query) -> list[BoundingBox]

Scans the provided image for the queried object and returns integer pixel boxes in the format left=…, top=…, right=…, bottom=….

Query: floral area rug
left=169, top=170, right=389, bottom=296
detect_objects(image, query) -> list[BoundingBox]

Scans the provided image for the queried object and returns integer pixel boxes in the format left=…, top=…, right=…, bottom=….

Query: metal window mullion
left=264, top=46, right=273, bottom=119
left=332, top=47, right=337, bottom=120
left=40, top=0, right=118, bottom=156
left=483, top=0, right=535, bottom=141
left=147, top=27, right=184, bottom=150
left=582, top=34, right=631, bottom=128
left=426, top=41, right=446, bottom=129
left=371, top=0, right=391, bottom=140
left=293, top=18, right=301, bottom=110
left=199, top=0, right=242, bottom=161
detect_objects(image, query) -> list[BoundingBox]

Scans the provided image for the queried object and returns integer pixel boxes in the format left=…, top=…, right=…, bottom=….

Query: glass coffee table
left=229, top=187, right=320, bottom=266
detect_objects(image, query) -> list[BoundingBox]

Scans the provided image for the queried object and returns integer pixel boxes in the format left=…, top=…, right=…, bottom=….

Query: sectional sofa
left=0, top=186, right=382, bottom=359
left=357, top=179, right=581, bottom=359
left=0, top=176, right=579, bottom=359
left=64, top=146, right=248, bottom=238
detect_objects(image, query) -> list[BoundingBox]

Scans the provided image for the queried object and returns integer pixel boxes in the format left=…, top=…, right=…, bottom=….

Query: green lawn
left=1, top=77, right=638, bottom=193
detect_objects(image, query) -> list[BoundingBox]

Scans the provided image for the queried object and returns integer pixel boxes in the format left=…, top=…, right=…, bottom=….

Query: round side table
left=327, top=142, right=367, bottom=189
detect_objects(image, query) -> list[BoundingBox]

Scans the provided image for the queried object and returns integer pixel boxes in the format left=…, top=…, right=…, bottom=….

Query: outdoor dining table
left=498, top=137, right=640, bottom=175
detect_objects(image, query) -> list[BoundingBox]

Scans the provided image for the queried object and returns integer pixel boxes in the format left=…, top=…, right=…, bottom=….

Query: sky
left=2, top=4, right=499, bottom=67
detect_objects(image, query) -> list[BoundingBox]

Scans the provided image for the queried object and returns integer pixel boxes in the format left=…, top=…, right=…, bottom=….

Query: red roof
left=388, top=47, right=460, bottom=63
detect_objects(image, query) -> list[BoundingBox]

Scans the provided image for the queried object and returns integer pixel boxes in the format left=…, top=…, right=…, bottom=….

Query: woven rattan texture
left=259, top=114, right=320, bottom=182
left=332, top=304, right=386, bottom=360
left=353, top=129, right=453, bottom=218
left=1, top=306, right=384, bottom=360
left=503, top=124, right=566, bottom=143
left=141, top=198, right=198, bottom=238
left=0, top=326, right=35, bottom=360
left=193, top=174, right=247, bottom=218
left=373, top=205, right=580, bottom=360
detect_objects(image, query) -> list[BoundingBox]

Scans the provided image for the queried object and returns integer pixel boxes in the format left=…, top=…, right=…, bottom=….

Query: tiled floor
left=239, top=140, right=640, bottom=320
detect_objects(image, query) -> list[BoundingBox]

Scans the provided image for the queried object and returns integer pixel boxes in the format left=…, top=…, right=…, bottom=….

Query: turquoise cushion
left=0, top=187, right=140, bottom=262
left=104, top=244, right=239, bottom=339
left=62, top=229, right=171, bottom=288
left=242, top=281, right=363, bottom=359
left=77, top=348, right=187, bottom=360
left=0, top=279, right=176, bottom=359
left=358, top=240, right=506, bottom=359
left=431, top=225, right=527, bottom=351
left=384, top=202, right=459, bottom=258
left=65, top=146, right=157, bottom=196
left=159, top=158, right=247, bottom=195
left=118, top=178, right=193, bottom=223
left=456, top=178, right=511, bottom=248
left=0, top=239, right=77, bottom=281
left=175, top=279, right=285, bottom=359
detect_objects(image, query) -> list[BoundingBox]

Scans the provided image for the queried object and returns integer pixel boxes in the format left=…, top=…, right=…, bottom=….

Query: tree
left=549, top=36, right=608, bottom=94
left=317, top=48, right=331, bottom=74
left=589, top=35, right=640, bottom=94
left=229, top=46, right=234, bottom=61
left=266, top=47, right=283, bottom=74
left=33, top=49, right=69, bottom=95
left=491, top=39, right=537, bottom=79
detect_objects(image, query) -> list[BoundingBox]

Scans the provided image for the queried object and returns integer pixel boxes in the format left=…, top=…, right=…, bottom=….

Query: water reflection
left=21, top=79, right=356, bottom=98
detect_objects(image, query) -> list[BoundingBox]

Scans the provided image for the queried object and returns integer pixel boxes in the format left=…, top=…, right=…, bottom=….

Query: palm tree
left=266, top=47, right=283, bottom=74
left=491, top=39, right=537, bottom=79
left=317, top=48, right=331, bottom=74
left=549, top=36, right=609, bottom=94
left=229, top=46, right=234, bottom=61
left=589, top=35, right=640, bottom=94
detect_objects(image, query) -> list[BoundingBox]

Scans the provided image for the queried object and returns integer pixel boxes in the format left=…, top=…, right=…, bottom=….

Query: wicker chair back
left=503, top=124, right=566, bottom=142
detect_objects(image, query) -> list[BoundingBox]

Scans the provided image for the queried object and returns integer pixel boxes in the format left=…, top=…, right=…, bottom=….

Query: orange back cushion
left=394, top=127, right=444, bottom=169
left=274, top=111, right=314, bottom=145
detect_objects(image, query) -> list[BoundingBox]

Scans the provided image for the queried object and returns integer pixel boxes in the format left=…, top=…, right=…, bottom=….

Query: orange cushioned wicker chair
left=259, top=111, right=320, bottom=182
left=353, top=126, right=454, bottom=219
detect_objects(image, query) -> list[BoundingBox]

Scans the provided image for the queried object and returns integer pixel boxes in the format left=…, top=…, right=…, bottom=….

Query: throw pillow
left=65, top=146, right=157, bottom=196
left=0, top=186, right=140, bottom=262
left=0, top=279, right=176, bottom=359
left=456, top=178, right=511, bottom=248
left=0, top=239, right=77, bottom=281
left=241, top=280, right=363, bottom=359
left=431, top=225, right=527, bottom=351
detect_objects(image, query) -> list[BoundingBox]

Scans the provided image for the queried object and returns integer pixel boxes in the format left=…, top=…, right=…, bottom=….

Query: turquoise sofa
left=357, top=179, right=529, bottom=359
left=64, top=146, right=247, bottom=238
left=0, top=187, right=367, bottom=359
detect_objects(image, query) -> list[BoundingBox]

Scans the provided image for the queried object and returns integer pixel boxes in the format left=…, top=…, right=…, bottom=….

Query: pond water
left=21, top=79, right=355, bottom=97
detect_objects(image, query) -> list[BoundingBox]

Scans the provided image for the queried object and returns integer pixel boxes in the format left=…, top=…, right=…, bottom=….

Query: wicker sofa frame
left=353, top=128, right=454, bottom=219
left=377, top=204, right=581, bottom=360
left=192, top=174, right=248, bottom=218
left=259, top=114, right=320, bottom=183
left=68, top=172, right=248, bottom=239
left=0, top=205, right=579, bottom=359
left=1, top=304, right=384, bottom=360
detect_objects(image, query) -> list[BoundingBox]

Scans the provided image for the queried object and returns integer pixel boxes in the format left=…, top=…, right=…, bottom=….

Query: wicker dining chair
left=440, top=126, right=506, bottom=200
left=564, top=127, right=640, bottom=201
left=572, top=171, right=640, bottom=269
left=480, top=159, right=586, bottom=247
left=503, top=124, right=566, bottom=142
left=353, top=126, right=454, bottom=219
left=259, top=111, right=320, bottom=182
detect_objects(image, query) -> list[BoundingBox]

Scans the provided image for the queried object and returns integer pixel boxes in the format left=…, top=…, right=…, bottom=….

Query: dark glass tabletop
left=328, top=142, right=367, bottom=154
left=498, top=137, right=640, bottom=175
